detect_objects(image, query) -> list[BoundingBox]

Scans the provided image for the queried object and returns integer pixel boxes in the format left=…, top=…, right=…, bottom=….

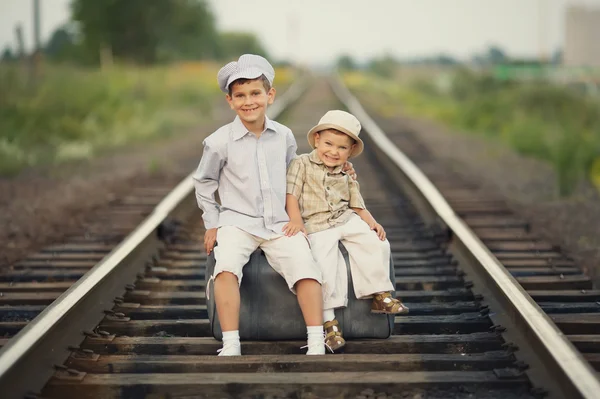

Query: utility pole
left=33, top=0, right=41, bottom=53
left=14, top=23, right=27, bottom=85
left=31, top=0, right=42, bottom=85
left=538, top=0, right=548, bottom=63
left=15, top=24, right=25, bottom=60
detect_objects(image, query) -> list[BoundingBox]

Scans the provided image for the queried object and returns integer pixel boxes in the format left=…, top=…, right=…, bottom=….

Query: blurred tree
left=44, top=24, right=84, bottom=62
left=336, top=54, right=357, bottom=71
left=215, top=32, right=269, bottom=60
left=156, top=0, right=220, bottom=61
left=487, top=45, right=508, bottom=64
left=368, top=55, right=398, bottom=78
left=434, top=54, right=459, bottom=65
left=406, top=54, right=459, bottom=66
left=470, top=53, right=485, bottom=66
left=71, top=0, right=219, bottom=64
left=1, top=46, right=15, bottom=62
left=273, top=59, right=292, bottom=68
left=552, top=48, right=563, bottom=65
left=470, top=46, right=508, bottom=66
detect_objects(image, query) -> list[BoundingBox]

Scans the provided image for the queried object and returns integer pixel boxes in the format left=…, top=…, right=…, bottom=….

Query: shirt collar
left=232, top=115, right=277, bottom=141
left=308, top=150, right=345, bottom=174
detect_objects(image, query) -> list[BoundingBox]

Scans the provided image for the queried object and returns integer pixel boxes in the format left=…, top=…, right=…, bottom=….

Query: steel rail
left=0, top=77, right=306, bottom=399
left=330, top=74, right=600, bottom=399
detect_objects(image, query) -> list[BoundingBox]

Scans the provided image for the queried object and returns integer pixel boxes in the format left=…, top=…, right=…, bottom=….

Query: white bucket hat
left=307, top=110, right=364, bottom=158
left=217, top=54, right=275, bottom=93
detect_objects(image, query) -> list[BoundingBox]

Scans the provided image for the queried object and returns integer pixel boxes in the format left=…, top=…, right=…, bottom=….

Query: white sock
left=307, top=325, right=324, bottom=337
left=222, top=330, right=240, bottom=346
left=323, top=308, right=336, bottom=323
left=306, top=325, right=325, bottom=354
left=218, top=330, right=241, bottom=356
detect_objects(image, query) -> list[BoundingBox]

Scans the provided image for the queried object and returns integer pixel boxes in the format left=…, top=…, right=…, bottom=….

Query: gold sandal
left=371, top=292, right=409, bottom=314
left=323, top=319, right=346, bottom=353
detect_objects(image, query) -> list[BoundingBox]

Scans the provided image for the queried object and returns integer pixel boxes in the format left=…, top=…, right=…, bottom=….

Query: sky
left=1, top=0, right=600, bottom=64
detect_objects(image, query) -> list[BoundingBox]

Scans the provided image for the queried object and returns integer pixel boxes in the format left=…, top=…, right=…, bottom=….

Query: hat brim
left=222, top=68, right=269, bottom=93
left=307, top=123, right=364, bottom=158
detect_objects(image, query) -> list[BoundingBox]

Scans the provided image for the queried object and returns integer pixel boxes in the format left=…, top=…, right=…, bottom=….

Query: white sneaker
left=217, top=342, right=241, bottom=356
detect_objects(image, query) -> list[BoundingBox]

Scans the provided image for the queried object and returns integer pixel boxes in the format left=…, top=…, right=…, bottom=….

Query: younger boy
left=192, top=54, right=326, bottom=356
left=284, top=110, right=409, bottom=352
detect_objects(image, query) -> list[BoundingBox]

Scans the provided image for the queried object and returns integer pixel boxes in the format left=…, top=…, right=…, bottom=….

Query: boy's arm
left=351, top=207, right=386, bottom=241
left=283, top=157, right=306, bottom=236
left=349, top=179, right=386, bottom=240
left=348, top=178, right=366, bottom=211
left=285, top=130, right=298, bottom=167
left=342, top=161, right=357, bottom=180
left=284, top=194, right=306, bottom=236
left=351, top=207, right=376, bottom=226
left=192, top=141, right=224, bottom=252
left=192, top=141, right=223, bottom=227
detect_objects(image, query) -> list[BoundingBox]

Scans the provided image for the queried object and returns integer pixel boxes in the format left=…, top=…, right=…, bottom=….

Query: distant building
left=564, top=5, right=600, bottom=67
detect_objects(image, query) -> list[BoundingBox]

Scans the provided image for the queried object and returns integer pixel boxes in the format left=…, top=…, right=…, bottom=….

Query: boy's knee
left=294, top=277, right=322, bottom=290
left=367, top=235, right=389, bottom=250
left=215, top=270, right=240, bottom=284
left=297, top=277, right=322, bottom=285
left=380, top=238, right=390, bottom=251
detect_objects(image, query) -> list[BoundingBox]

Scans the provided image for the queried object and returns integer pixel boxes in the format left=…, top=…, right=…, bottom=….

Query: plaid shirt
left=286, top=151, right=366, bottom=234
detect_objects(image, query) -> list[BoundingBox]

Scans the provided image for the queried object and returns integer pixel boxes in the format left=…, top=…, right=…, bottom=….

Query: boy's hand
left=343, top=161, right=357, bottom=180
left=282, top=219, right=306, bottom=237
left=204, top=228, right=217, bottom=255
left=369, top=222, right=386, bottom=241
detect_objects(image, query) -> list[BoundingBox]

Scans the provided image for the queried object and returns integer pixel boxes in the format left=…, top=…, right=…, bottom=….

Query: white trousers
left=213, top=226, right=322, bottom=293
left=308, top=214, right=394, bottom=310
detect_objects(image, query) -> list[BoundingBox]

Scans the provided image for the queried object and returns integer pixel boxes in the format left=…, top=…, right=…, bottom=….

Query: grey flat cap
left=217, top=54, right=275, bottom=93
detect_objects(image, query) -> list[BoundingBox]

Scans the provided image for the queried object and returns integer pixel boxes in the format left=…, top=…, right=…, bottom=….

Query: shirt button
left=326, top=187, right=330, bottom=190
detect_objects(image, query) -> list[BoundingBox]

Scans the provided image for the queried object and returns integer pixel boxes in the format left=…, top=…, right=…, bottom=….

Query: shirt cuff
left=202, top=213, right=219, bottom=230
left=349, top=198, right=366, bottom=209
left=286, top=183, right=300, bottom=198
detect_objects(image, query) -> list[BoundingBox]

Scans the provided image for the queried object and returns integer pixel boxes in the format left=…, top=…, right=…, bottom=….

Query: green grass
left=0, top=62, right=222, bottom=175
left=343, top=69, right=600, bottom=197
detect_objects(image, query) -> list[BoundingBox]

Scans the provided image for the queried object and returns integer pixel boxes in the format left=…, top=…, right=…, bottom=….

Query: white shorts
left=308, top=213, right=394, bottom=309
left=213, top=226, right=322, bottom=293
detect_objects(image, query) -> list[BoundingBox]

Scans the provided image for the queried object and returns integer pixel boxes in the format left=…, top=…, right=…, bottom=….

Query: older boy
left=285, top=110, right=409, bottom=352
left=193, top=55, right=354, bottom=356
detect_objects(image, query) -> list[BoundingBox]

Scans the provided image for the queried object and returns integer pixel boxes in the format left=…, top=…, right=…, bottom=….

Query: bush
left=0, top=63, right=222, bottom=174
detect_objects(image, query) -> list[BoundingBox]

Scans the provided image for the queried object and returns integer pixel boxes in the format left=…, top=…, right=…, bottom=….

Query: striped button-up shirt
left=193, top=116, right=297, bottom=239
left=286, top=150, right=366, bottom=234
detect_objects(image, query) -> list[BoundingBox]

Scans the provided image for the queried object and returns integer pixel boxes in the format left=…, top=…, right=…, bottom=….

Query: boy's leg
left=213, top=273, right=240, bottom=331
left=262, top=233, right=325, bottom=323
left=211, top=226, right=260, bottom=355
left=308, top=229, right=348, bottom=352
left=295, top=278, right=323, bottom=326
left=342, top=217, right=408, bottom=314
left=323, top=308, right=336, bottom=323
left=261, top=233, right=326, bottom=354
left=340, top=215, right=395, bottom=299
left=307, top=228, right=348, bottom=314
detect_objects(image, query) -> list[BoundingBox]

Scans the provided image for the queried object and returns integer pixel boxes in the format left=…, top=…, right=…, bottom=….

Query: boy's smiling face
left=314, top=129, right=356, bottom=170
left=226, top=79, right=275, bottom=130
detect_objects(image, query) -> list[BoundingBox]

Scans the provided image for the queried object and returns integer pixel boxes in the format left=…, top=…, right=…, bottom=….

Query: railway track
left=0, top=77, right=598, bottom=399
